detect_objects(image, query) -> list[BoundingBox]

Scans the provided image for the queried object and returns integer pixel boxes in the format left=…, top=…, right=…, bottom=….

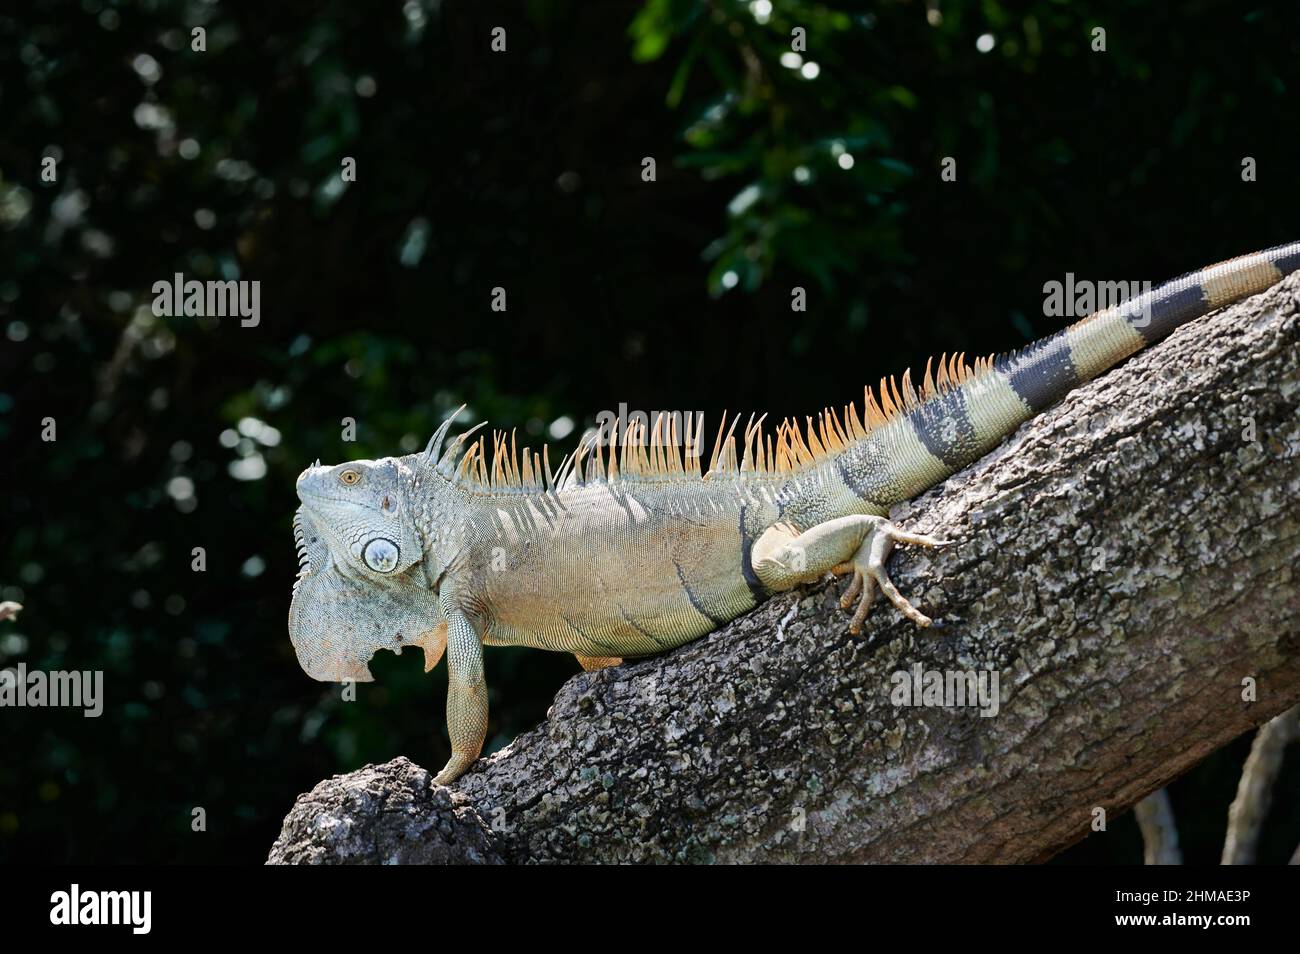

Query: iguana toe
left=842, top=519, right=936, bottom=633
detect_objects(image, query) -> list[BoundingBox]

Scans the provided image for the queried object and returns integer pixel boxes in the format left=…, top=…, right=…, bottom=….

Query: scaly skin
left=288, top=242, right=1300, bottom=784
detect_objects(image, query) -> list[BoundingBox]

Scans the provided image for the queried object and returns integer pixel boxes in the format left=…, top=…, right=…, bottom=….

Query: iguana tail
left=851, top=242, right=1300, bottom=505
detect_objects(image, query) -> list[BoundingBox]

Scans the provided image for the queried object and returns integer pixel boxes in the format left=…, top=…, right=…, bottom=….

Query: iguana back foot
left=575, top=654, right=623, bottom=671
left=836, top=522, right=948, bottom=632
left=752, top=515, right=948, bottom=633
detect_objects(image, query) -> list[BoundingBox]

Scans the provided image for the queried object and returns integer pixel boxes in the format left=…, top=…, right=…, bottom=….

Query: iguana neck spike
left=423, top=404, right=468, bottom=466
left=436, top=420, right=489, bottom=480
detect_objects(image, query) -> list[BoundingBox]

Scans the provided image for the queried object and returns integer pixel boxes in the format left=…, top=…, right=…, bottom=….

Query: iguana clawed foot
left=752, top=514, right=949, bottom=632
left=833, top=521, right=948, bottom=633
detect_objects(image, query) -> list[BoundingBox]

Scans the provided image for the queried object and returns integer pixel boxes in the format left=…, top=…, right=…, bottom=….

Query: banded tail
left=850, top=242, right=1300, bottom=506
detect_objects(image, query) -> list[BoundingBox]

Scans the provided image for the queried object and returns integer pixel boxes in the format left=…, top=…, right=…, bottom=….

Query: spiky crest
left=421, top=350, right=1001, bottom=495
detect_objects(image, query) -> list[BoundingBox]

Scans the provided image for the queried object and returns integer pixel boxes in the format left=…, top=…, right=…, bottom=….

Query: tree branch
left=1133, top=789, right=1182, bottom=865
left=1221, top=705, right=1298, bottom=864
left=269, top=276, right=1300, bottom=864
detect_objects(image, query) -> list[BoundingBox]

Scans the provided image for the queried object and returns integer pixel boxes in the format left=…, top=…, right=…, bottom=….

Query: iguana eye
left=339, top=470, right=361, bottom=485
left=363, top=538, right=399, bottom=573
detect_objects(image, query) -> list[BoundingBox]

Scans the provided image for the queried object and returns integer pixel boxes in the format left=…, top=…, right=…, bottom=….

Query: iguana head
left=287, top=456, right=447, bottom=682
left=287, top=409, right=492, bottom=683
left=294, top=456, right=425, bottom=578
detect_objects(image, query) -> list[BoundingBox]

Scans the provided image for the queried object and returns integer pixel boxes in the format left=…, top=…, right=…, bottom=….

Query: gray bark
left=269, top=276, right=1300, bottom=865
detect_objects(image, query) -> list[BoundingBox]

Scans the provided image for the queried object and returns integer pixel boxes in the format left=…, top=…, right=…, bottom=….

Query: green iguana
left=288, top=243, right=1300, bottom=784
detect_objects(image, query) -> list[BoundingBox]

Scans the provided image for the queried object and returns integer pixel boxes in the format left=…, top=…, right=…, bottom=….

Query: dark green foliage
left=1, top=0, right=1297, bottom=862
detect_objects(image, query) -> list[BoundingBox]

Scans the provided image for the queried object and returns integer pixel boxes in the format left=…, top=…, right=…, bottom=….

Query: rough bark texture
left=269, top=277, right=1300, bottom=865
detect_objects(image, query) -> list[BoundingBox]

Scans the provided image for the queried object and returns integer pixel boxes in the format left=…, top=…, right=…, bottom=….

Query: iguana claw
left=835, top=521, right=948, bottom=633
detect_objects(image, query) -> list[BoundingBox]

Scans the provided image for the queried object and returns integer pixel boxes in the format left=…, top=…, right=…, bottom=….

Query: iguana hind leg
left=575, top=654, right=623, bottom=671
left=751, top=516, right=947, bottom=633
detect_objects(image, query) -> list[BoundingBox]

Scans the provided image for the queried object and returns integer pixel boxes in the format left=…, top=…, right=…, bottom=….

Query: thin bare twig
left=1134, top=789, right=1182, bottom=865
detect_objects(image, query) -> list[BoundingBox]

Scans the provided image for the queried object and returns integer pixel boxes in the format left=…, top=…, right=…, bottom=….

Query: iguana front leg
left=434, top=597, right=489, bottom=785
left=751, top=515, right=946, bottom=633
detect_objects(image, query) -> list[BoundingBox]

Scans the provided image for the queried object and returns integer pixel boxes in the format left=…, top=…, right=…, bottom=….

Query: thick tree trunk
left=268, top=277, right=1300, bottom=865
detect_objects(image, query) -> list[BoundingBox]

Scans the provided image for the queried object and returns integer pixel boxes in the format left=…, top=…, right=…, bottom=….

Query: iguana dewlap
left=288, top=244, right=1300, bottom=784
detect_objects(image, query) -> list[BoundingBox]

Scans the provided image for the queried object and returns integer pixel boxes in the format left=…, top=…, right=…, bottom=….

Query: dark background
left=2, top=0, right=1297, bottom=864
